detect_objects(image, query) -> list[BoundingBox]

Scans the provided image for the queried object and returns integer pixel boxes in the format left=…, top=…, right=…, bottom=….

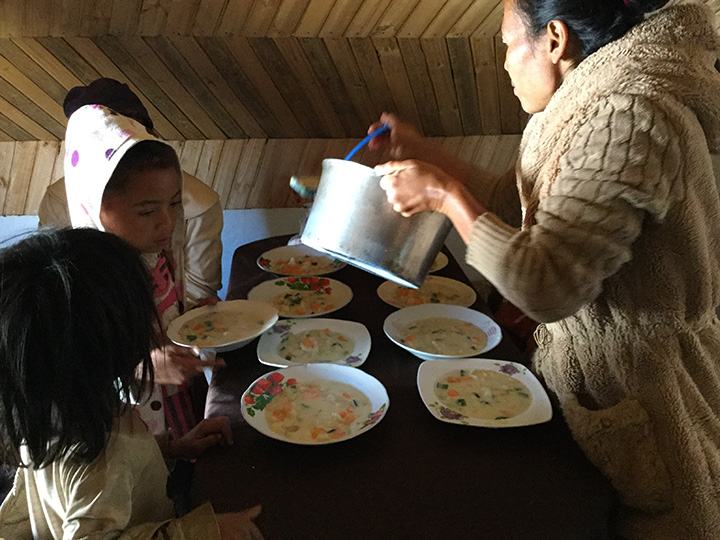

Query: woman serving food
left=371, top=1, right=720, bottom=538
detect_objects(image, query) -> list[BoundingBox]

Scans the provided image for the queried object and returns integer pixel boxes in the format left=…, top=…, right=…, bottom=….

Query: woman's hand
left=375, top=159, right=458, bottom=217
left=169, top=416, right=232, bottom=460
left=151, top=344, right=225, bottom=385
left=376, top=159, right=487, bottom=242
left=217, top=506, right=264, bottom=540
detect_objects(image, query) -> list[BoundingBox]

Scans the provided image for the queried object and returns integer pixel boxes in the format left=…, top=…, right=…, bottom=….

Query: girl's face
left=100, top=167, right=182, bottom=253
left=501, top=0, right=562, bottom=114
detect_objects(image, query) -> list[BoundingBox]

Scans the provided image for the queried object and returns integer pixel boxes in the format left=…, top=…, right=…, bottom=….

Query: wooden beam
left=119, top=36, right=224, bottom=138
left=397, top=38, right=443, bottom=136
left=247, top=37, right=328, bottom=136
left=300, top=38, right=365, bottom=136
left=0, top=40, right=69, bottom=104
left=225, top=138, right=267, bottom=209
left=348, top=37, right=395, bottom=117
left=3, top=141, right=36, bottom=215
left=447, top=37, right=482, bottom=134
left=25, top=141, right=60, bottom=214
left=168, top=36, right=265, bottom=137
left=271, top=37, right=345, bottom=137
left=420, top=38, right=462, bottom=135
left=11, top=38, right=83, bottom=91
left=221, top=36, right=304, bottom=137
left=372, top=37, right=422, bottom=130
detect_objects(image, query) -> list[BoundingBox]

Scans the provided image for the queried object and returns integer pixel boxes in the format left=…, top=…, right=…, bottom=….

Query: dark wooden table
left=190, top=234, right=615, bottom=540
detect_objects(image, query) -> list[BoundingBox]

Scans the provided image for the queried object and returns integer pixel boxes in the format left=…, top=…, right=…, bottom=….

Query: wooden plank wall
left=0, top=134, right=521, bottom=215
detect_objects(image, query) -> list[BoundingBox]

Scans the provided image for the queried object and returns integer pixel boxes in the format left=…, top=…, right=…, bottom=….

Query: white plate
left=377, top=276, right=477, bottom=309
left=429, top=252, right=448, bottom=273
left=257, top=318, right=371, bottom=368
left=248, top=277, right=353, bottom=318
left=242, top=364, right=389, bottom=445
left=257, top=244, right=346, bottom=276
left=384, top=304, right=501, bottom=360
left=417, top=358, right=552, bottom=428
left=167, top=300, right=278, bottom=353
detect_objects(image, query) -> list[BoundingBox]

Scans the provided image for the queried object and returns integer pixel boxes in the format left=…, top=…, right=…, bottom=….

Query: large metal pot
left=301, top=158, right=452, bottom=288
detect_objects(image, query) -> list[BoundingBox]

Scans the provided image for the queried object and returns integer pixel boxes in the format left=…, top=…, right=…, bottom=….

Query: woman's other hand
left=151, top=344, right=225, bottom=385
left=169, top=416, right=232, bottom=460
left=217, top=506, right=264, bottom=540
left=375, top=160, right=457, bottom=217
left=367, top=113, right=428, bottom=159
left=369, top=113, right=473, bottom=182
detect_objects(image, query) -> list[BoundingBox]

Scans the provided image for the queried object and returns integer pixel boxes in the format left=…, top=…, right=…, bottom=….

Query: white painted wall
left=0, top=210, right=480, bottom=300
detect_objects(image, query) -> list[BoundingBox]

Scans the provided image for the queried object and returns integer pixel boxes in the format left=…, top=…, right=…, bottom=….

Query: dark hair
left=0, top=228, right=159, bottom=467
left=513, top=0, right=671, bottom=60
left=63, top=78, right=155, bottom=133
left=105, top=141, right=181, bottom=196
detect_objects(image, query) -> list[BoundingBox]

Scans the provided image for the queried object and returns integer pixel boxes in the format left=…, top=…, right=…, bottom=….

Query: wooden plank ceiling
left=0, top=0, right=523, bottom=143
left=3, top=1, right=715, bottom=215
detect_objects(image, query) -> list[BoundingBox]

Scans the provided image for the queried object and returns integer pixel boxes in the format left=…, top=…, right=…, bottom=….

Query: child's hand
left=194, top=295, right=220, bottom=309
left=170, top=416, right=232, bottom=460
left=151, top=344, right=225, bottom=385
left=217, top=506, right=264, bottom=540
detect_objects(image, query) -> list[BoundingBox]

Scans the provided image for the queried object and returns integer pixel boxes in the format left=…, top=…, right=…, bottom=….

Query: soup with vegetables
left=265, top=379, right=372, bottom=443
left=392, top=283, right=464, bottom=307
left=267, top=255, right=340, bottom=275
left=279, top=328, right=354, bottom=363
left=435, top=369, right=532, bottom=420
left=400, top=317, right=487, bottom=355
left=179, top=311, right=266, bottom=346
left=271, top=291, right=336, bottom=317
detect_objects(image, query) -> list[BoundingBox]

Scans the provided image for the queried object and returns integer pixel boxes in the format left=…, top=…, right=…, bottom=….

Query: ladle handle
left=344, top=124, right=390, bottom=161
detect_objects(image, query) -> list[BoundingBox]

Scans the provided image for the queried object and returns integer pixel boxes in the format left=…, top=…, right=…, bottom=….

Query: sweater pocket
left=561, top=393, right=673, bottom=513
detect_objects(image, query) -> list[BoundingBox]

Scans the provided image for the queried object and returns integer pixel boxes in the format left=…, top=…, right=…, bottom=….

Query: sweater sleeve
left=183, top=199, right=224, bottom=307
left=466, top=94, right=679, bottom=322
left=117, top=503, right=221, bottom=540
left=464, top=167, right=523, bottom=228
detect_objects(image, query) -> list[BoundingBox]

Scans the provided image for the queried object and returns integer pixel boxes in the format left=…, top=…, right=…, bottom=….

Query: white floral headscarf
left=64, top=104, right=167, bottom=230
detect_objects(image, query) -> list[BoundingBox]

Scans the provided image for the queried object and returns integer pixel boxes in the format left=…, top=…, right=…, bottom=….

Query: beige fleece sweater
left=466, top=5, right=720, bottom=539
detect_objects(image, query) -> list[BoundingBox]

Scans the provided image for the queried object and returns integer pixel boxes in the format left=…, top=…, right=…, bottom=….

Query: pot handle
left=344, top=124, right=390, bottom=161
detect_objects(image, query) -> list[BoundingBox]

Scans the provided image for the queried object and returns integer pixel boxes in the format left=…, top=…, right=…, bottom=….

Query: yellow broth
left=179, top=311, right=265, bottom=346
left=278, top=328, right=354, bottom=363
left=435, top=369, right=532, bottom=420
left=400, top=317, right=487, bottom=355
left=265, top=378, right=371, bottom=443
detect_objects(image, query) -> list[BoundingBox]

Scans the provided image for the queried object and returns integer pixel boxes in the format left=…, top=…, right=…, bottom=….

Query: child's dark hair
left=105, top=140, right=181, bottom=196
left=513, top=0, right=670, bottom=60
left=0, top=228, right=159, bottom=467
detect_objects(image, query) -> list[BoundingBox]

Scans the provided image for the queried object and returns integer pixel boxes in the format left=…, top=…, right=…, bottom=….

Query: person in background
left=371, top=1, right=720, bottom=538
left=0, top=228, right=262, bottom=540
left=38, top=77, right=223, bottom=308
left=62, top=104, right=220, bottom=440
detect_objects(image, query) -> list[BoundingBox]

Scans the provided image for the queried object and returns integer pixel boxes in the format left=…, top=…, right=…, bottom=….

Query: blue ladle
left=344, top=124, right=390, bottom=161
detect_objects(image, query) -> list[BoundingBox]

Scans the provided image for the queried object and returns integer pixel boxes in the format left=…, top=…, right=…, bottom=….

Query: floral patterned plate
left=241, top=364, right=389, bottom=445
left=257, top=318, right=371, bottom=368
left=417, top=358, right=552, bottom=428
left=257, top=245, right=346, bottom=276
left=377, top=276, right=477, bottom=309
left=247, top=276, right=353, bottom=318
left=429, top=252, right=449, bottom=273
